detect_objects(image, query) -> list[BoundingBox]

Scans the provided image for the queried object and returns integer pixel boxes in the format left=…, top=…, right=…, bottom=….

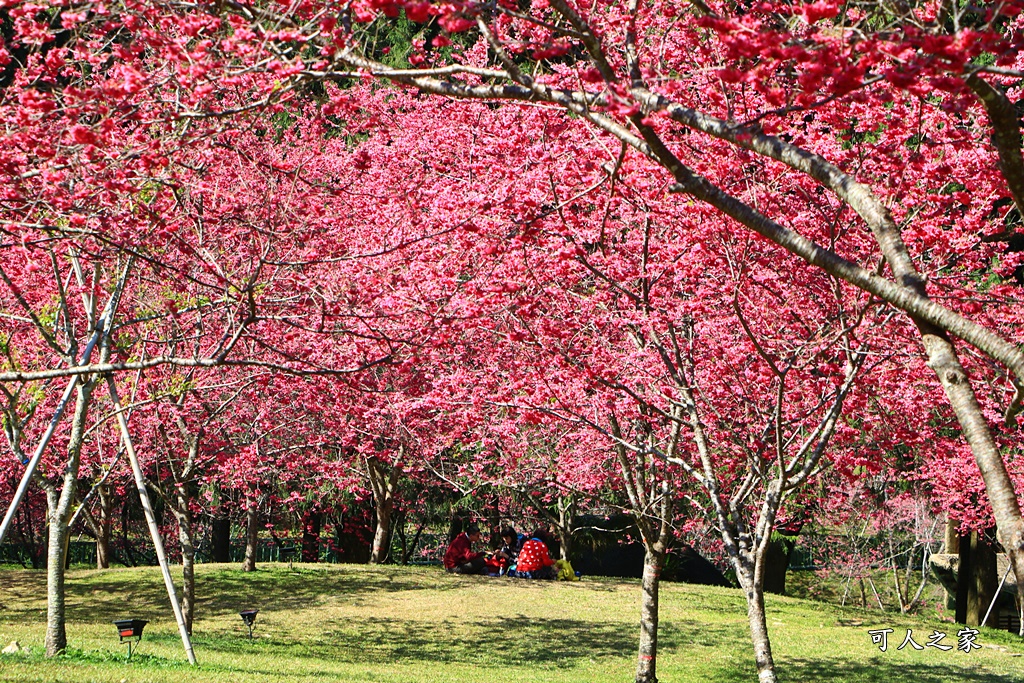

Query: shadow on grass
left=0, top=565, right=475, bottom=625
left=167, top=616, right=1006, bottom=683
left=774, top=656, right=1018, bottom=683
left=188, top=613, right=753, bottom=671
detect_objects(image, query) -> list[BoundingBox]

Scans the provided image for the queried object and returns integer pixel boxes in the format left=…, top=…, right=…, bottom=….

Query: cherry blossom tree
left=3, top=3, right=1024, bottom=681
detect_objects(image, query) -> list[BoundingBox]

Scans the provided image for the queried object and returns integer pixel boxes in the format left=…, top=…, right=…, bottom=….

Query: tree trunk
left=944, top=518, right=959, bottom=610
left=211, top=509, right=231, bottom=563
left=922, top=333, right=1024, bottom=603
left=557, top=494, right=575, bottom=561
left=43, top=486, right=68, bottom=657
left=243, top=503, right=259, bottom=572
left=370, top=496, right=393, bottom=564
left=171, top=497, right=195, bottom=635
left=956, top=532, right=972, bottom=624
left=401, top=520, right=426, bottom=565
left=366, top=454, right=401, bottom=565
left=740, top=567, right=779, bottom=683
left=762, top=535, right=793, bottom=596
left=956, top=530, right=997, bottom=627
left=558, top=527, right=573, bottom=561
left=301, top=510, right=322, bottom=563
left=635, top=549, right=664, bottom=683
left=95, top=484, right=112, bottom=570
left=79, top=487, right=114, bottom=570
left=44, top=382, right=92, bottom=657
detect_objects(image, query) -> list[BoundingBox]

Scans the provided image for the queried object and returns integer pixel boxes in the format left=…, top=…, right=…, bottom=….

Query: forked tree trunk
left=370, top=496, right=394, bottom=564
left=636, top=548, right=665, bottom=683
left=366, top=453, right=402, bottom=565
left=44, top=382, right=92, bottom=657
left=243, top=503, right=259, bottom=572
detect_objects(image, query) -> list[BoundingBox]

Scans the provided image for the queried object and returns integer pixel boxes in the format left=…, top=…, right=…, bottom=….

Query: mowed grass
left=1, top=563, right=1023, bottom=682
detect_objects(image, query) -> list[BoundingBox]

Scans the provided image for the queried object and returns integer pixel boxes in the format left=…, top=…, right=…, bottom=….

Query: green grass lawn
left=0, top=563, right=1021, bottom=682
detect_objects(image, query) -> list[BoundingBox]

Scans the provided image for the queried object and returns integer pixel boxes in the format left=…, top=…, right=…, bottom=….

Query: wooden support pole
left=104, top=374, right=197, bottom=666
left=982, top=563, right=1012, bottom=629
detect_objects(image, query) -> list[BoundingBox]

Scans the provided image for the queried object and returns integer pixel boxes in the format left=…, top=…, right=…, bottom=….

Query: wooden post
left=105, top=375, right=197, bottom=666
left=956, top=529, right=998, bottom=626
left=969, top=530, right=997, bottom=627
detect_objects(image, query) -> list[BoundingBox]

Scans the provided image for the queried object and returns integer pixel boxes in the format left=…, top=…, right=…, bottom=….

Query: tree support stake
left=105, top=374, right=197, bottom=666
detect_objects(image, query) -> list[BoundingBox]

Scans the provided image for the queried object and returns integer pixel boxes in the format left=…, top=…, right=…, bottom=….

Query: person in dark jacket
left=490, top=526, right=523, bottom=574
left=443, top=523, right=486, bottom=574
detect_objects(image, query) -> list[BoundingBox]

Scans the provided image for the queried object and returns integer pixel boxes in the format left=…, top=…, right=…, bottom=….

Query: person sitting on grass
left=443, top=523, right=487, bottom=575
left=490, top=525, right=523, bottom=575
left=513, top=528, right=556, bottom=579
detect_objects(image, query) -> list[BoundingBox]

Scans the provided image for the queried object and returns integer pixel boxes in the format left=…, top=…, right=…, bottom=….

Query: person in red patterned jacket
left=443, top=523, right=486, bottom=574
left=514, top=528, right=556, bottom=579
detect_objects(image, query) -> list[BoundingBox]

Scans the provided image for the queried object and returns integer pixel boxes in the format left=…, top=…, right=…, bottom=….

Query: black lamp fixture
left=239, top=609, right=259, bottom=640
left=113, top=618, right=148, bottom=661
left=279, top=544, right=297, bottom=569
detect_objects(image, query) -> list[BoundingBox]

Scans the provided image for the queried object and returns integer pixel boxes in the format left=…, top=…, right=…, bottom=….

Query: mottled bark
left=170, top=494, right=195, bottom=635
left=966, top=75, right=1024, bottom=221
left=370, top=496, right=393, bottom=564
left=635, top=549, right=664, bottom=683
left=738, top=565, right=778, bottom=683
left=921, top=332, right=1024, bottom=600
left=243, top=504, right=259, bottom=572
left=43, top=485, right=66, bottom=657
left=44, top=382, right=92, bottom=657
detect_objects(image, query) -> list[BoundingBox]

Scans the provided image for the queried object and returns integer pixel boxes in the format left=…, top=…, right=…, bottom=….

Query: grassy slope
left=0, top=563, right=1021, bottom=682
